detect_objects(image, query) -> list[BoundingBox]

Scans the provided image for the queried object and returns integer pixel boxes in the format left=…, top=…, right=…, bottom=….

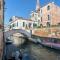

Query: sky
left=4, top=0, right=60, bottom=25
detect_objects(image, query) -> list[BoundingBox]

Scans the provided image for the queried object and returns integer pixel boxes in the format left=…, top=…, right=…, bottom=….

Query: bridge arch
left=4, top=29, right=31, bottom=41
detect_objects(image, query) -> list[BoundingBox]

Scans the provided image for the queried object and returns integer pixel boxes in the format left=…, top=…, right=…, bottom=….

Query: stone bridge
left=4, top=29, right=32, bottom=41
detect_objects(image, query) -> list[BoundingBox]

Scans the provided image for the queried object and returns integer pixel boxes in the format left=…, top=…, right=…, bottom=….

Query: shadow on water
left=33, top=42, right=60, bottom=56
left=4, top=44, right=20, bottom=60
left=46, top=47, right=60, bottom=54
left=3, top=37, right=30, bottom=60
left=17, top=37, right=31, bottom=60
left=18, top=37, right=29, bottom=49
left=40, top=45, right=60, bottom=55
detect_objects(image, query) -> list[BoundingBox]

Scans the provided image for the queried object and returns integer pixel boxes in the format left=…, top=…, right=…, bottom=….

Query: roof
left=41, top=2, right=60, bottom=9
left=9, top=16, right=30, bottom=22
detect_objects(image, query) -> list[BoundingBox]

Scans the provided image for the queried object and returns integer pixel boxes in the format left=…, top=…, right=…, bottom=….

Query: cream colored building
left=30, top=11, right=40, bottom=28
left=30, top=0, right=41, bottom=28
left=9, top=16, right=33, bottom=30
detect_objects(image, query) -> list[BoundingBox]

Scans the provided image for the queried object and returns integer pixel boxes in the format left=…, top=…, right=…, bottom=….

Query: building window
left=33, top=23, right=37, bottom=28
left=40, top=24, right=43, bottom=27
left=26, top=24, right=28, bottom=28
left=13, top=24, right=14, bottom=27
left=47, top=22, right=50, bottom=27
left=10, top=25, right=13, bottom=28
left=13, top=23, right=16, bottom=27
left=48, top=15, right=50, bottom=20
left=47, top=5, right=50, bottom=10
left=23, top=22, right=25, bottom=27
left=29, top=23, right=31, bottom=28
left=41, top=17, right=42, bottom=22
left=17, top=22, right=18, bottom=27
left=38, top=20, right=40, bottom=26
left=58, top=23, right=60, bottom=26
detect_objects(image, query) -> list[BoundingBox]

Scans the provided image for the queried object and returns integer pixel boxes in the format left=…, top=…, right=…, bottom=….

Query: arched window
left=47, top=22, right=50, bottom=27
left=40, top=24, right=43, bottom=27
left=17, top=22, right=18, bottom=27
left=29, top=23, right=31, bottom=28
left=33, top=23, right=37, bottom=28
left=13, top=24, right=14, bottom=27
left=41, top=17, right=42, bottom=22
left=47, top=5, right=50, bottom=10
left=48, top=15, right=51, bottom=20
left=23, top=22, right=25, bottom=27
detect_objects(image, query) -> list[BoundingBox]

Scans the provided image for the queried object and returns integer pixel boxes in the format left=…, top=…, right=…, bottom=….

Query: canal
left=5, top=36, right=60, bottom=60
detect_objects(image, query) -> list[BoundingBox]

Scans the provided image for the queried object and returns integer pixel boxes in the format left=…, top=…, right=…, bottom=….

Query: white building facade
left=9, top=16, right=33, bottom=30
left=30, top=0, right=41, bottom=28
